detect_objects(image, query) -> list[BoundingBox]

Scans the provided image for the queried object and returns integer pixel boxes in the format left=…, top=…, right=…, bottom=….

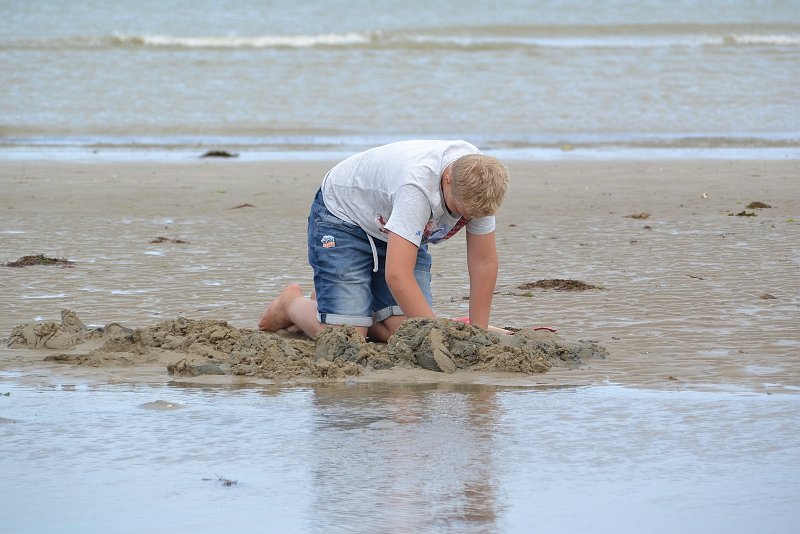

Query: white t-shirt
left=320, top=140, right=496, bottom=247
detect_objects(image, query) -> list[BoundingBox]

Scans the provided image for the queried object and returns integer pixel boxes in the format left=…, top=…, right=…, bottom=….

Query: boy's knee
left=383, top=315, right=406, bottom=337
left=367, top=317, right=409, bottom=343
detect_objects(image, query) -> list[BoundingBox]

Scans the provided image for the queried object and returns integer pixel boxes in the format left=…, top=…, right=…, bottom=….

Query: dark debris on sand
left=200, top=150, right=238, bottom=158
left=517, top=279, right=604, bottom=291
left=203, top=475, right=238, bottom=487
left=150, top=237, right=190, bottom=244
left=4, top=254, right=74, bottom=268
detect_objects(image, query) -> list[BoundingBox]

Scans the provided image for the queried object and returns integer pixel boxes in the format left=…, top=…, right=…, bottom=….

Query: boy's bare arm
left=466, top=230, right=498, bottom=329
left=385, top=232, right=436, bottom=319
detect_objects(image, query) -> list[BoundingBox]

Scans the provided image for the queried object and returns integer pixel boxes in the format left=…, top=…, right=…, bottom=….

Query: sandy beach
left=2, top=158, right=798, bottom=392
left=3, top=157, right=800, bottom=534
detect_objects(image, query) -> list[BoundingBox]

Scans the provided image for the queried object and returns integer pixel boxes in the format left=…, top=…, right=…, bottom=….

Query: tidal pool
left=1, top=380, right=798, bottom=533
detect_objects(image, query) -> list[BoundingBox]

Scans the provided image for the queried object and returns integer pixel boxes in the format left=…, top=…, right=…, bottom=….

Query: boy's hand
left=385, top=232, right=436, bottom=319
left=453, top=316, right=514, bottom=335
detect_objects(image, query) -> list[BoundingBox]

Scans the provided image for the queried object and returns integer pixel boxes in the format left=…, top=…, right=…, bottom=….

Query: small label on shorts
left=321, top=235, right=336, bottom=248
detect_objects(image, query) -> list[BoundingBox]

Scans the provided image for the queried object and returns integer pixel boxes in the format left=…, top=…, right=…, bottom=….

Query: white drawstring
left=366, top=234, right=379, bottom=273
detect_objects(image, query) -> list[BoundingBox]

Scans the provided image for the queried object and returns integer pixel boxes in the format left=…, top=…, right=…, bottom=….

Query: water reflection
left=308, top=383, right=504, bottom=532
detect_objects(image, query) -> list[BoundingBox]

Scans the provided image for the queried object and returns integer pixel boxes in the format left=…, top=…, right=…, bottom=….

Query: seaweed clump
left=517, top=279, right=603, bottom=291
left=5, top=254, right=74, bottom=268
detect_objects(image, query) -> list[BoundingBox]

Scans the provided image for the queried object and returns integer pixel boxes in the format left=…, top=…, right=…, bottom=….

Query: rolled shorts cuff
left=317, top=312, right=373, bottom=328
left=373, top=305, right=405, bottom=323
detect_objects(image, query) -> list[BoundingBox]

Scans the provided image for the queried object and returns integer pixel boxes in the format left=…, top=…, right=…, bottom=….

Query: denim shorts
left=307, top=189, right=433, bottom=327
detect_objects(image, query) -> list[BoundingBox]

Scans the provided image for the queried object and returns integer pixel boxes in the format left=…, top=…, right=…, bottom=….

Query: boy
left=258, top=139, right=509, bottom=342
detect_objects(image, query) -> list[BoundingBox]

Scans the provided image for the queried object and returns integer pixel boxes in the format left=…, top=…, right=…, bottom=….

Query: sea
left=1, top=0, right=799, bottom=161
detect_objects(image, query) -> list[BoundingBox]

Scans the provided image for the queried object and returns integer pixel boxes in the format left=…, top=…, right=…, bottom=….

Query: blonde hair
left=450, top=154, right=509, bottom=218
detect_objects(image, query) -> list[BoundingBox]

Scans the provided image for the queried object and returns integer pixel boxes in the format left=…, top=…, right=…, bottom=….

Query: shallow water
left=1, top=377, right=798, bottom=533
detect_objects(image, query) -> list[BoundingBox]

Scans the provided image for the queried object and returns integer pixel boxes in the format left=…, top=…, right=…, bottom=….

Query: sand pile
left=8, top=309, right=100, bottom=349
left=8, top=310, right=608, bottom=380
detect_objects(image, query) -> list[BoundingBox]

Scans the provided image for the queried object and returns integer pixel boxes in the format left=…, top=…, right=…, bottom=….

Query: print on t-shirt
left=423, top=217, right=468, bottom=244
left=377, top=215, right=390, bottom=234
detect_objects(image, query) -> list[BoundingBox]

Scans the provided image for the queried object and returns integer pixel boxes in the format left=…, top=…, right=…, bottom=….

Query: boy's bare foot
left=258, top=284, right=304, bottom=331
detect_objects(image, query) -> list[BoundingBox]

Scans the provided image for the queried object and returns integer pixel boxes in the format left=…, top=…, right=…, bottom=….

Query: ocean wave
left=723, top=34, right=800, bottom=46
left=2, top=23, right=799, bottom=51
left=109, top=31, right=372, bottom=48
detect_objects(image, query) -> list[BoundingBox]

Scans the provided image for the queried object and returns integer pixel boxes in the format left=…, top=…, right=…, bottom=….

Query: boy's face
left=442, top=169, right=471, bottom=219
left=449, top=193, right=472, bottom=220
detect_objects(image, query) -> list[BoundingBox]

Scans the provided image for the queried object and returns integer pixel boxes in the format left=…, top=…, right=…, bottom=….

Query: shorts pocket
left=312, top=207, right=362, bottom=237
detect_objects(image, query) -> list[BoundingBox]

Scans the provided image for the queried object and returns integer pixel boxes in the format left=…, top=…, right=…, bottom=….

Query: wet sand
left=1, top=158, right=799, bottom=392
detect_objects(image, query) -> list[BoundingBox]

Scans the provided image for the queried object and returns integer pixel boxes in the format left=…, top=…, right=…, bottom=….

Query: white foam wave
left=111, top=32, right=371, bottom=48
left=401, top=33, right=724, bottom=48
left=397, top=31, right=800, bottom=49
left=725, top=34, right=800, bottom=46
left=3, top=27, right=798, bottom=50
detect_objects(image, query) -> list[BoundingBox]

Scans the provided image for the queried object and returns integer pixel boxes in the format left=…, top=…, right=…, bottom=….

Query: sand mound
left=8, top=310, right=608, bottom=380
left=8, top=309, right=97, bottom=349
